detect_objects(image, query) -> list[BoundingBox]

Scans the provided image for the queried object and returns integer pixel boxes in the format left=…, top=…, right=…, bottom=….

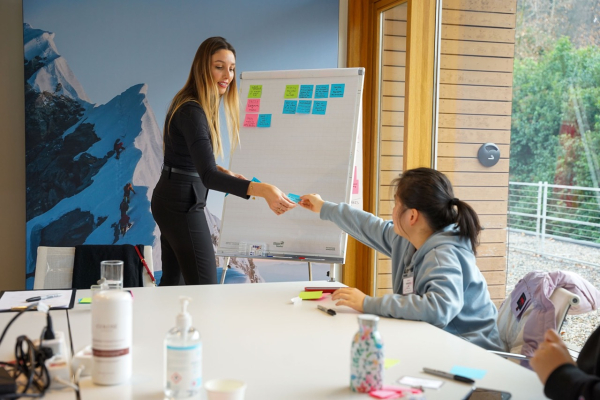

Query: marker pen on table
left=317, top=305, right=336, bottom=316
left=422, top=368, right=475, bottom=384
left=25, top=294, right=61, bottom=302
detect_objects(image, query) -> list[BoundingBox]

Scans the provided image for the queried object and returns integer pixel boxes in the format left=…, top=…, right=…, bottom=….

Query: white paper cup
left=205, top=379, right=246, bottom=400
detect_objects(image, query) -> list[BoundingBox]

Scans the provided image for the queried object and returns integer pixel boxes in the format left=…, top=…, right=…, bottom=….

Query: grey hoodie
left=321, top=201, right=504, bottom=351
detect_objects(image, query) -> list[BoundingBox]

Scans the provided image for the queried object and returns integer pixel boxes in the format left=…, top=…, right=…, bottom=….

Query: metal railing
left=508, top=182, right=600, bottom=267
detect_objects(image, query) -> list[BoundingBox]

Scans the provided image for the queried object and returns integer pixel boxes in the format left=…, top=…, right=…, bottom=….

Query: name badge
left=403, top=277, right=414, bottom=295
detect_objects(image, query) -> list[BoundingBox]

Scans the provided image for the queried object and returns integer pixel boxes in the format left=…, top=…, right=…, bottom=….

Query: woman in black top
left=531, top=327, right=600, bottom=399
left=151, top=37, right=295, bottom=286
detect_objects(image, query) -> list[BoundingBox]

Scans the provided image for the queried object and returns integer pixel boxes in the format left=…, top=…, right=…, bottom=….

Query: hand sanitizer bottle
left=164, top=296, right=202, bottom=399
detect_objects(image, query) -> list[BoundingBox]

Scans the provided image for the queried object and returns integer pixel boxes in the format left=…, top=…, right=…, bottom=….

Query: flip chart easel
left=217, top=68, right=364, bottom=282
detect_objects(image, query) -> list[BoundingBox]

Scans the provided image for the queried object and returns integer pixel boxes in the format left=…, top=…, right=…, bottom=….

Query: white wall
left=0, top=0, right=26, bottom=290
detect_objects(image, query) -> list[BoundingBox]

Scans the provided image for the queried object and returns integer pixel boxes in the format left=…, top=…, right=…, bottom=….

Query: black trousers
left=151, top=171, right=217, bottom=286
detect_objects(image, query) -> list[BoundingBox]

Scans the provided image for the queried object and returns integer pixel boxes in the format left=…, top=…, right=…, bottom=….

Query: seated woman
left=300, top=167, right=503, bottom=351
left=531, top=327, right=600, bottom=399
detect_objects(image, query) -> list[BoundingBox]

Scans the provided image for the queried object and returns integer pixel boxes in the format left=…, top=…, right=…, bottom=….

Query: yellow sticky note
left=284, top=85, right=299, bottom=99
left=79, top=297, right=92, bottom=304
left=299, top=291, right=323, bottom=300
left=384, top=359, right=400, bottom=369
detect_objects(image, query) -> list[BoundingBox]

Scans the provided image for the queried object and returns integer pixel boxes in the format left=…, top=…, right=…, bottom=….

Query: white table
left=63, top=282, right=547, bottom=400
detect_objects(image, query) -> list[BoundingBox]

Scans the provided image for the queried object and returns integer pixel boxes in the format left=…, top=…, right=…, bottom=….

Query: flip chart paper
left=283, top=100, right=298, bottom=114
left=257, top=114, right=272, bottom=127
left=284, top=85, right=299, bottom=99
left=299, top=85, right=314, bottom=98
left=315, top=84, right=329, bottom=98
left=450, top=366, right=487, bottom=380
left=243, top=114, right=258, bottom=127
left=312, top=101, right=327, bottom=115
left=330, top=83, right=345, bottom=98
left=297, top=100, right=312, bottom=114
left=246, top=99, right=260, bottom=113
left=248, top=85, right=262, bottom=98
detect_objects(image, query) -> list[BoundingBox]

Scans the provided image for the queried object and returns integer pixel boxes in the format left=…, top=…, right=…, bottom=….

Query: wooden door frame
left=345, top=0, right=438, bottom=295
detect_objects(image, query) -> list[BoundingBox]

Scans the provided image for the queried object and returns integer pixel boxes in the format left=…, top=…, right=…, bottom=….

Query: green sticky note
left=384, top=359, right=400, bottom=369
left=299, top=291, right=323, bottom=300
left=248, top=85, right=263, bottom=98
left=79, top=297, right=92, bottom=304
left=284, top=85, right=299, bottom=99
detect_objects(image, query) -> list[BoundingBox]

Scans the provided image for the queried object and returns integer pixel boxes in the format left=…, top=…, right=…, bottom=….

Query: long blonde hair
left=164, top=37, right=240, bottom=158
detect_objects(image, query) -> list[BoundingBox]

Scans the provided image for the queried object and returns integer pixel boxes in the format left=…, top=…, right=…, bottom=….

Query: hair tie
left=450, top=198, right=460, bottom=206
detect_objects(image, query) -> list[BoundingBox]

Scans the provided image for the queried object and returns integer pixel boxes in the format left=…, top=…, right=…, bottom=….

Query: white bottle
left=164, top=296, right=202, bottom=399
left=91, top=287, right=132, bottom=385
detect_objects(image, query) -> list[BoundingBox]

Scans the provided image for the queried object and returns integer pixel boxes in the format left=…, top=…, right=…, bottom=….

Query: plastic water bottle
left=350, top=314, right=384, bottom=392
left=164, top=297, right=202, bottom=399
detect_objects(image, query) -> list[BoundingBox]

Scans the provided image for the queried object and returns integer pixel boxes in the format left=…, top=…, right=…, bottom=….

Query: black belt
left=163, top=165, right=199, bottom=177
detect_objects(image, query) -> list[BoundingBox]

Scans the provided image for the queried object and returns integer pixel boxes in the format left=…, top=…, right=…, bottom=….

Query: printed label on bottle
left=166, top=343, right=202, bottom=390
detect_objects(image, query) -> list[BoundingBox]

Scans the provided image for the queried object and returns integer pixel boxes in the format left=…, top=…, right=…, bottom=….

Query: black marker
left=422, top=368, right=475, bottom=384
left=317, top=305, right=336, bottom=316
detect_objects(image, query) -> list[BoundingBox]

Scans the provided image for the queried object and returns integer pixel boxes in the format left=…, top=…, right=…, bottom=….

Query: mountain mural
left=23, top=23, right=261, bottom=288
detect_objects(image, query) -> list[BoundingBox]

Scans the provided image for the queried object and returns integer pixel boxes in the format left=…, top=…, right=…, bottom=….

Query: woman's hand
left=249, top=183, right=296, bottom=216
left=530, top=329, right=576, bottom=385
left=299, top=194, right=325, bottom=214
left=331, top=287, right=366, bottom=312
left=218, top=165, right=247, bottom=180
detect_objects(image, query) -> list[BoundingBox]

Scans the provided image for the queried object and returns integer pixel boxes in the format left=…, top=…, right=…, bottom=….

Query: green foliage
left=510, top=37, right=600, bottom=187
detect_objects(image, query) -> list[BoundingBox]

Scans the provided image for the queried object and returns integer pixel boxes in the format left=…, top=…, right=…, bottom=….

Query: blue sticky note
left=257, top=114, right=272, bottom=127
left=315, top=85, right=329, bottom=98
left=283, top=100, right=297, bottom=114
left=312, top=101, right=327, bottom=115
left=450, top=366, right=487, bottom=380
left=330, top=83, right=345, bottom=98
left=287, top=193, right=301, bottom=203
left=299, top=85, right=314, bottom=98
left=297, top=100, right=312, bottom=114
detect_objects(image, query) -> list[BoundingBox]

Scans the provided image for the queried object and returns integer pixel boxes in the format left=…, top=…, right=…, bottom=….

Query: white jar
left=91, top=289, right=132, bottom=385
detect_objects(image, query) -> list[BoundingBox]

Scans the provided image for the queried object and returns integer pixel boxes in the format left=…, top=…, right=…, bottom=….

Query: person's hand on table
left=299, top=194, right=325, bottom=213
left=331, top=287, right=366, bottom=313
left=530, top=329, right=576, bottom=385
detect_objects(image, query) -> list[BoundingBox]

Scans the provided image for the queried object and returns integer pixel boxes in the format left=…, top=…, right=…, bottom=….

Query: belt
left=162, top=165, right=199, bottom=177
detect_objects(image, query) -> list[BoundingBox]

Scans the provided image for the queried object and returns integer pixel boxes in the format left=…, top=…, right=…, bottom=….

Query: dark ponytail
left=391, top=168, right=482, bottom=254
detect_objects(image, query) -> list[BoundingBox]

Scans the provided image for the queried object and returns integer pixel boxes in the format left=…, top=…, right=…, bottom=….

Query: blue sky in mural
left=23, top=0, right=339, bottom=217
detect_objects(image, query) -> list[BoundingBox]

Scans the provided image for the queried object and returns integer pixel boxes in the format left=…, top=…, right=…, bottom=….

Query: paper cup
left=205, top=379, right=246, bottom=400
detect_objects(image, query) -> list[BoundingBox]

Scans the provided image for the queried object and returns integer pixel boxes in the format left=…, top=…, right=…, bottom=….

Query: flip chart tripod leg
left=220, top=257, right=230, bottom=284
left=308, top=262, right=313, bottom=281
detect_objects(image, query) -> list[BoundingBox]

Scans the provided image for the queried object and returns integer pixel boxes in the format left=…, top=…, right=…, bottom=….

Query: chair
left=34, top=245, right=155, bottom=289
left=493, top=286, right=580, bottom=363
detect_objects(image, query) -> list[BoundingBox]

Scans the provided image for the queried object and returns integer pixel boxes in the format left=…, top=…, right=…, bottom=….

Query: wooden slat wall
left=436, top=0, right=517, bottom=305
left=375, top=0, right=517, bottom=305
left=376, top=3, right=407, bottom=296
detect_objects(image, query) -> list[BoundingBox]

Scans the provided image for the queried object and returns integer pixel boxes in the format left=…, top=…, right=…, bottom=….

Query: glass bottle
left=350, top=314, right=384, bottom=392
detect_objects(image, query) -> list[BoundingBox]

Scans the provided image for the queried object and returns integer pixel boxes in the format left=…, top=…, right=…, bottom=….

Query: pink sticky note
left=243, top=113, right=258, bottom=127
left=246, top=99, right=260, bottom=113
left=369, top=390, right=402, bottom=399
left=352, top=166, right=360, bottom=195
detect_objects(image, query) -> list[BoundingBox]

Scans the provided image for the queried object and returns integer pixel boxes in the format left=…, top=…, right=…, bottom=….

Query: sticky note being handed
left=299, top=291, right=323, bottom=300
left=287, top=193, right=301, bottom=204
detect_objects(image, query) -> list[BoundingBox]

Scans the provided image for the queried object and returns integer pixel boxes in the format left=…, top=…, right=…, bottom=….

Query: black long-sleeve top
left=164, top=101, right=250, bottom=199
left=545, top=325, right=600, bottom=399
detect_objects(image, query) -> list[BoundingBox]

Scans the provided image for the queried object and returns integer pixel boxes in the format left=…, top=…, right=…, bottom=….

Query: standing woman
left=152, top=37, right=295, bottom=286
left=300, top=168, right=503, bottom=351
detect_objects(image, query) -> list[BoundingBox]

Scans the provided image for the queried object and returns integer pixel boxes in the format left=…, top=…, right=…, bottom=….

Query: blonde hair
left=164, top=37, right=240, bottom=158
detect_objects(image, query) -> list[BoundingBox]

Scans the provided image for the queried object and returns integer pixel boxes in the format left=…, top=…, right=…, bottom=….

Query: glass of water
left=100, top=260, right=124, bottom=289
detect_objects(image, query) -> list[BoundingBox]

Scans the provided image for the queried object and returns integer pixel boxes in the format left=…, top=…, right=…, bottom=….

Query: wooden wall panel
left=438, top=2, right=516, bottom=303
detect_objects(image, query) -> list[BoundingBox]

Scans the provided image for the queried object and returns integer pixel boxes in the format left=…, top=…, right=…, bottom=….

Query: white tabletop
left=62, top=281, right=547, bottom=400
